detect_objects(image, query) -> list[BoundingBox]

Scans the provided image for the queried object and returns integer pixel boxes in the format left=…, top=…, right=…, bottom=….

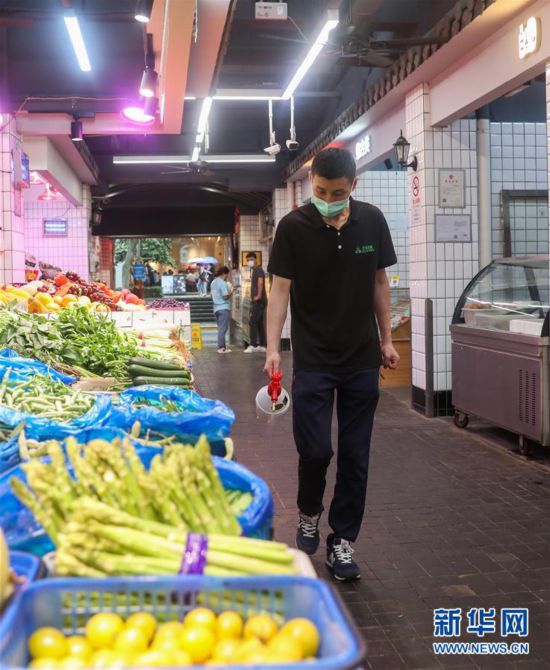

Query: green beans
left=0, top=374, right=94, bottom=422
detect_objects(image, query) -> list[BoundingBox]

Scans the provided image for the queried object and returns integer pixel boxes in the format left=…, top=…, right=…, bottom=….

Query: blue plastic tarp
left=111, top=386, right=235, bottom=444
left=0, top=349, right=76, bottom=385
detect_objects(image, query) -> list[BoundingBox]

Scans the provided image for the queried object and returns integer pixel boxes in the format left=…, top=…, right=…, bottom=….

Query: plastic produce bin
left=0, top=576, right=365, bottom=670
left=9, top=551, right=46, bottom=582
left=1, top=448, right=274, bottom=555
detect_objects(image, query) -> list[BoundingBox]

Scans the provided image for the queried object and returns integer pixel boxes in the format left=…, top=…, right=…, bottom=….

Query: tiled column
left=0, top=116, right=25, bottom=284
left=406, top=84, right=479, bottom=416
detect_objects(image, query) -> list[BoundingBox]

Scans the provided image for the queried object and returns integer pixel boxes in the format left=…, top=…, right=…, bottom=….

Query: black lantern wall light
left=393, top=130, right=418, bottom=171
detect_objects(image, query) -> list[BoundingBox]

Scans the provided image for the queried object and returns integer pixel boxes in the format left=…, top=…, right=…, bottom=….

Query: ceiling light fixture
left=70, top=119, right=83, bottom=142
left=214, top=95, right=283, bottom=101
left=122, top=104, right=155, bottom=124
left=282, top=10, right=338, bottom=99
left=139, top=67, right=158, bottom=98
left=63, top=15, right=92, bottom=72
left=113, top=154, right=276, bottom=165
left=134, top=0, right=153, bottom=23
left=191, top=146, right=200, bottom=162
left=195, top=96, right=213, bottom=144
left=30, top=171, right=44, bottom=185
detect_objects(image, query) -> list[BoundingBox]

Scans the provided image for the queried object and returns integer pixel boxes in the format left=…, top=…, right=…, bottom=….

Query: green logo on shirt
left=354, top=244, right=375, bottom=254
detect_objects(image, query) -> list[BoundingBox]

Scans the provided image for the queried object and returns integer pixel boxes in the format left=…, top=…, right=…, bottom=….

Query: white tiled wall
left=489, top=122, right=548, bottom=257
left=0, top=117, right=25, bottom=284
left=23, top=185, right=91, bottom=280
left=406, top=84, right=479, bottom=393
left=239, top=214, right=270, bottom=270
left=355, top=171, right=408, bottom=287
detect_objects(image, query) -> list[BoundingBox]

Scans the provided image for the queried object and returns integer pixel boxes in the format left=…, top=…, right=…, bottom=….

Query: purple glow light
left=122, top=106, right=155, bottom=124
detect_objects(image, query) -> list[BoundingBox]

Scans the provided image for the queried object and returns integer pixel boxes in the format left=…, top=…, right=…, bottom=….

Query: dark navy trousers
left=292, top=368, right=380, bottom=542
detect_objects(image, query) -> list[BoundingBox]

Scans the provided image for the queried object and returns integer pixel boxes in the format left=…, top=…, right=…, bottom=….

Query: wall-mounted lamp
left=393, top=130, right=417, bottom=171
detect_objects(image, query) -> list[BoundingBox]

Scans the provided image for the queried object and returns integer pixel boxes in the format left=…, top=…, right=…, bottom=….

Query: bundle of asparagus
left=10, top=435, right=242, bottom=545
left=54, top=498, right=296, bottom=578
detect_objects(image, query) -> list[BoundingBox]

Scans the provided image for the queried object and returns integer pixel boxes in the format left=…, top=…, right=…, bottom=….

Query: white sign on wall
left=518, top=16, right=541, bottom=59
left=439, top=169, right=465, bottom=208
left=355, top=134, right=372, bottom=161
left=435, top=214, right=472, bottom=242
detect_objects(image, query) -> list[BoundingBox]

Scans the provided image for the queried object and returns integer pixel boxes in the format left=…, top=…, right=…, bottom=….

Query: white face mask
left=247, top=260, right=255, bottom=268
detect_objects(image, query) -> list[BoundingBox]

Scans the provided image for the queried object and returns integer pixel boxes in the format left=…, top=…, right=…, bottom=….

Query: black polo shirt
left=267, top=198, right=397, bottom=371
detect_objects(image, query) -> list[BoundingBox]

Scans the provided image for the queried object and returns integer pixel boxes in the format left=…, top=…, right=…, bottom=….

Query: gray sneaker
left=296, top=512, right=321, bottom=555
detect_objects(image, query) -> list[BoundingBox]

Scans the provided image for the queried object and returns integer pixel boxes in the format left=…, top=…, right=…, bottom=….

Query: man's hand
left=264, top=351, right=281, bottom=378
left=381, top=342, right=400, bottom=369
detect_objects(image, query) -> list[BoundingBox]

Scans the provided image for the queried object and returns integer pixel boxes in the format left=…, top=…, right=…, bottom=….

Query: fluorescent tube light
left=282, top=12, right=338, bottom=99
left=63, top=15, right=92, bottom=72
left=191, top=146, right=200, bottom=162
left=113, top=154, right=276, bottom=165
left=196, top=96, right=213, bottom=143
left=214, top=95, right=283, bottom=101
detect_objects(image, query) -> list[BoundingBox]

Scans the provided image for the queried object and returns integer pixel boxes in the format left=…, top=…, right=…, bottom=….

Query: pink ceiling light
left=30, top=171, right=44, bottom=185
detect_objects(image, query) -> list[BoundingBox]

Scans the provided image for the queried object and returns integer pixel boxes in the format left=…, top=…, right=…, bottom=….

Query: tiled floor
left=193, top=349, right=550, bottom=669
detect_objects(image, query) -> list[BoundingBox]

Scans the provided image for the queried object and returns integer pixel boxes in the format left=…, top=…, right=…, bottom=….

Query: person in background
left=145, top=262, right=154, bottom=287
left=198, top=266, right=208, bottom=295
left=211, top=266, right=233, bottom=354
left=265, top=148, right=399, bottom=581
left=244, top=252, right=267, bottom=353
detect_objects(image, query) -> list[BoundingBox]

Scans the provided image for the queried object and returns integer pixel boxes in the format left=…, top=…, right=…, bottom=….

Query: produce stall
left=0, top=272, right=364, bottom=670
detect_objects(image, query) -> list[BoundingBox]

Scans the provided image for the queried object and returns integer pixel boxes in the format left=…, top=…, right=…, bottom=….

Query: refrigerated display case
left=450, top=257, right=549, bottom=451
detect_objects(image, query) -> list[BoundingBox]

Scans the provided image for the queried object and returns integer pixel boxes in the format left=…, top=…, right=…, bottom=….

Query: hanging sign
left=439, top=169, right=465, bottom=208
left=518, top=17, right=541, bottom=59
left=355, top=134, right=372, bottom=161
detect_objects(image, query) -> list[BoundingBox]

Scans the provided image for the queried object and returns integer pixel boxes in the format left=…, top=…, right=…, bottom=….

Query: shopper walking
left=265, top=148, right=399, bottom=581
left=211, top=266, right=233, bottom=354
left=244, top=252, right=267, bottom=353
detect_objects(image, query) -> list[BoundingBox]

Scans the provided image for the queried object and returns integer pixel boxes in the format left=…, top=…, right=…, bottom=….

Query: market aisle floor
left=193, top=350, right=550, bottom=670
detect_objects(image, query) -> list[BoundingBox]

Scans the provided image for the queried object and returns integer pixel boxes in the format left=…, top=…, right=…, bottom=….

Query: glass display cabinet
left=450, top=257, right=549, bottom=451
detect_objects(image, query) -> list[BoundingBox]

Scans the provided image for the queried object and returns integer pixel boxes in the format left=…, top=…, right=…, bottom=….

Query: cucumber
left=132, top=376, right=193, bottom=387
left=129, top=357, right=183, bottom=371
left=128, top=364, right=191, bottom=379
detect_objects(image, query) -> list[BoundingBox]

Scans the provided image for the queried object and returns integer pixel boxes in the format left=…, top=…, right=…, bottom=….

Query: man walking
left=265, top=148, right=399, bottom=581
left=244, top=252, right=267, bottom=353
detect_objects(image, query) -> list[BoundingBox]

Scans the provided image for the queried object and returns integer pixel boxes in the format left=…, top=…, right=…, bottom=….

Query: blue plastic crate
left=1, top=449, right=273, bottom=555
left=0, top=576, right=365, bottom=670
left=10, top=551, right=46, bottom=583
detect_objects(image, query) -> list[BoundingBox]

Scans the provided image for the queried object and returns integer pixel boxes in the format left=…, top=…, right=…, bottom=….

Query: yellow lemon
left=267, top=633, right=304, bottom=662
left=85, top=613, right=125, bottom=650
left=66, top=636, right=92, bottom=660
left=215, top=611, right=244, bottom=640
left=133, top=650, right=174, bottom=667
left=212, top=638, right=242, bottom=663
left=28, top=628, right=68, bottom=660
left=89, top=649, right=126, bottom=668
left=184, top=607, right=217, bottom=631
left=243, top=613, right=279, bottom=643
left=179, top=625, right=217, bottom=664
left=280, top=618, right=320, bottom=658
left=125, top=612, right=157, bottom=643
left=113, top=626, right=148, bottom=657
